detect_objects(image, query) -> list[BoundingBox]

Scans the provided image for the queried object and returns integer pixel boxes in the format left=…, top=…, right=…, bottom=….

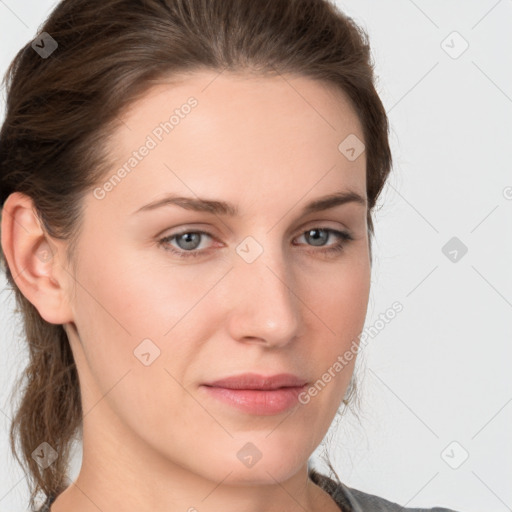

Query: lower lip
left=200, top=385, right=307, bottom=415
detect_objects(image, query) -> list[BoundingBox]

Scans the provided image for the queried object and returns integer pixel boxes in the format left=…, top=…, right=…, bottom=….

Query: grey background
left=1, top=1, right=511, bottom=511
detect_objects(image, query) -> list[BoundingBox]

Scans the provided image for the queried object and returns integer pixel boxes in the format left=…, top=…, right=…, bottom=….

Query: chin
left=212, top=455, right=303, bottom=486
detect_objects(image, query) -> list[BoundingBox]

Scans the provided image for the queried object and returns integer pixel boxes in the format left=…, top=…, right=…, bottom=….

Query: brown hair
left=0, top=0, right=392, bottom=509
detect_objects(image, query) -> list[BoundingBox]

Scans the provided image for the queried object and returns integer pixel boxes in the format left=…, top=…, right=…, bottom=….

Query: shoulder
left=308, top=467, right=462, bottom=512
left=342, top=484, right=461, bottom=512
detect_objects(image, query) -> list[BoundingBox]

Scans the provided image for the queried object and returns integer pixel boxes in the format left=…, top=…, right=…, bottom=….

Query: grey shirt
left=36, top=468, right=462, bottom=512
left=309, top=467, right=461, bottom=512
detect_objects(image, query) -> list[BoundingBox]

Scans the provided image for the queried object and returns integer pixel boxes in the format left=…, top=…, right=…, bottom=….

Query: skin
left=1, top=71, right=370, bottom=512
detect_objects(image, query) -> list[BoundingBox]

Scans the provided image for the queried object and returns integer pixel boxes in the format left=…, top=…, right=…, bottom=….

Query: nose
left=224, top=242, right=303, bottom=349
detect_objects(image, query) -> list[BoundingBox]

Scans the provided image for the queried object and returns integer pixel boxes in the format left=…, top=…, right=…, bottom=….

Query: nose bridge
left=227, top=233, right=301, bottom=345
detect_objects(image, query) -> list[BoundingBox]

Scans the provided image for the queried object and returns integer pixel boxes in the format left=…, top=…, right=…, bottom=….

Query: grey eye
left=304, top=228, right=329, bottom=247
left=174, top=232, right=203, bottom=250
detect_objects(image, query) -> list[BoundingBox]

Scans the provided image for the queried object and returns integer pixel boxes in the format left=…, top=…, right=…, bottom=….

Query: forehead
left=94, top=71, right=366, bottom=216
left=118, top=70, right=364, bottom=141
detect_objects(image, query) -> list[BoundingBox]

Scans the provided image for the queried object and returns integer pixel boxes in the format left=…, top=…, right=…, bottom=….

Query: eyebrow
left=133, top=190, right=367, bottom=216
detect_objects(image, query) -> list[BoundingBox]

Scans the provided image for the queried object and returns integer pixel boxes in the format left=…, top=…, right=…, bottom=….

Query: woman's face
left=63, top=71, right=370, bottom=487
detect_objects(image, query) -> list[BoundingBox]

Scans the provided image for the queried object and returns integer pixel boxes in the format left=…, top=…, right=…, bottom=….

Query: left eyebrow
left=132, top=190, right=367, bottom=217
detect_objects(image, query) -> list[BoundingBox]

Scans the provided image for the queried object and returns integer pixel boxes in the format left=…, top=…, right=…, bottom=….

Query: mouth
left=200, top=374, right=308, bottom=415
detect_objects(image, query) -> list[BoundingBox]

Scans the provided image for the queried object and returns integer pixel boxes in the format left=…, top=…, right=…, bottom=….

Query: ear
left=1, top=192, right=74, bottom=325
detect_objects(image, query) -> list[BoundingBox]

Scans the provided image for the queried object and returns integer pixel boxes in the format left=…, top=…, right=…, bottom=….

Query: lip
left=200, top=373, right=308, bottom=415
left=202, top=372, right=308, bottom=390
left=200, top=385, right=308, bottom=415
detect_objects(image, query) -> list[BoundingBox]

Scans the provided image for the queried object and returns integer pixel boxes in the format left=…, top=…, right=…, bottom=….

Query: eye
left=294, top=227, right=354, bottom=256
left=159, top=231, right=213, bottom=258
left=158, top=227, right=354, bottom=259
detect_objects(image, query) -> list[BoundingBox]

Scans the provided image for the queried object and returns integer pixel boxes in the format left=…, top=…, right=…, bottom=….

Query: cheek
left=305, top=257, right=370, bottom=329
left=70, top=256, right=201, bottom=444
left=74, top=242, right=203, bottom=338
left=304, top=262, right=369, bottom=383
left=70, top=245, right=210, bottom=397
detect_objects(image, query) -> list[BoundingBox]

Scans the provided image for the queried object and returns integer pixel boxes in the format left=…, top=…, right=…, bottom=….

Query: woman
left=0, top=0, right=462, bottom=511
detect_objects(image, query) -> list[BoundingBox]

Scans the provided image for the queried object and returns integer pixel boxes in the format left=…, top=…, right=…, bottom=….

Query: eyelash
left=158, top=227, right=354, bottom=259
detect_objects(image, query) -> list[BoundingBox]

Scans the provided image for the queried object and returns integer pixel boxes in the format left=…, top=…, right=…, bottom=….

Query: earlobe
left=1, top=192, right=74, bottom=325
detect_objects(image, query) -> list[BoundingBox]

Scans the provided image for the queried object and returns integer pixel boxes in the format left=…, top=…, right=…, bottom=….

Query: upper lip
left=202, top=373, right=308, bottom=390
